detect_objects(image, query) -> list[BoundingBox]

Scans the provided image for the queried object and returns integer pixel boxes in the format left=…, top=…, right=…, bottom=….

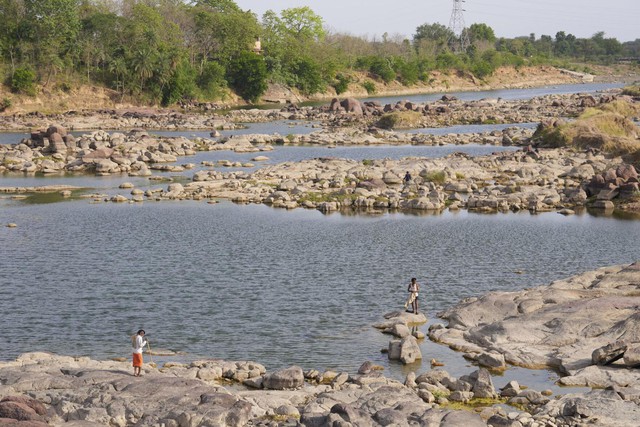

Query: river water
left=1, top=83, right=639, bottom=393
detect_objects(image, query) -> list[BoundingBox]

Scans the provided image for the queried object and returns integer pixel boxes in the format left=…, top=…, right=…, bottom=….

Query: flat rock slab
left=433, top=261, right=640, bottom=387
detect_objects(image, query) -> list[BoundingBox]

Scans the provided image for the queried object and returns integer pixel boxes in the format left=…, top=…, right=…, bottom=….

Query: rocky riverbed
left=2, top=262, right=640, bottom=426
left=1, top=121, right=638, bottom=214
left=0, top=91, right=627, bottom=132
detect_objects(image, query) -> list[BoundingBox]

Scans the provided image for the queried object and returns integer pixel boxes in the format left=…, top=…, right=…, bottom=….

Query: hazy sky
left=234, top=0, right=639, bottom=42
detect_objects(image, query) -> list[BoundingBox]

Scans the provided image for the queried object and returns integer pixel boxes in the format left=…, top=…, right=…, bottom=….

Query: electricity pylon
left=448, top=0, right=470, bottom=52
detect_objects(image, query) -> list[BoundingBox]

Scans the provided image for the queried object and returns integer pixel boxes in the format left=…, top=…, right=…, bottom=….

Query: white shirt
left=134, top=335, right=147, bottom=354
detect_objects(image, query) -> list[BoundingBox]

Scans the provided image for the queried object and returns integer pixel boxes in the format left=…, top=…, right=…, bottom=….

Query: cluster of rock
left=0, top=351, right=608, bottom=427
left=170, top=148, right=621, bottom=214
left=373, top=311, right=427, bottom=364
left=318, top=93, right=624, bottom=129
left=0, top=91, right=626, bottom=134
left=585, top=163, right=639, bottom=209
left=275, top=126, right=532, bottom=147
left=0, top=125, right=217, bottom=175
left=0, top=109, right=242, bottom=132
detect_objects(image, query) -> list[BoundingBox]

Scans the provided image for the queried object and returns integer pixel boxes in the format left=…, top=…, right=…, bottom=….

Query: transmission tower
left=448, top=0, right=470, bottom=52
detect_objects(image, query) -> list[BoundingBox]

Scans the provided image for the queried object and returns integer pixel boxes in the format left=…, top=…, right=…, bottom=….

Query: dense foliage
left=0, top=0, right=637, bottom=105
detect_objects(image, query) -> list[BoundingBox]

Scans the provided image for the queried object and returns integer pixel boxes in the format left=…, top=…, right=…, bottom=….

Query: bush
left=470, top=60, right=495, bottom=79
left=424, top=170, right=447, bottom=184
left=197, top=61, right=227, bottom=99
left=0, top=97, right=12, bottom=112
left=9, top=68, right=37, bottom=95
left=361, top=80, right=376, bottom=94
left=376, top=111, right=423, bottom=129
left=622, top=84, right=640, bottom=97
left=395, top=60, right=420, bottom=85
left=333, top=73, right=351, bottom=95
left=226, top=52, right=268, bottom=103
left=435, top=52, right=465, bottom=71
left=162, top=61, right=197, bottom=106
left=289, top=57, right=324, bottom=95
left=369, top=57, right=395, bottom=83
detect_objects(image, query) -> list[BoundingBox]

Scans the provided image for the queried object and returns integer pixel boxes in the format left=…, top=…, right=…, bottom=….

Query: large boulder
left=399, top=336, right=422, bottom=364
left=592, top=341, right=628, bottom=365
left=0, top=401, right=46, bottom=422
left=470, top=368, right=497, bottom=399
left=339, top=98, right=364, bottom=115
left=262, top=366, right=304, bottom=390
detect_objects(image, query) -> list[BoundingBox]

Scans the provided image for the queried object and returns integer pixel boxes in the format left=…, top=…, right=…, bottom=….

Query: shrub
left=362, top=80, right=376, bottom=94
left=9, top=68, right=37, bottom=95
left=0, top=97, right=12, bottom=112
left=162, top=61, right=197, bottom=106
left=197, top=61, right=227, bottom=99
left=424, top=170, right=447, bottom=184
left=395, top=60, right=420, bottom=85
left=289, top=57, right=324, bottom=95
left=369, top=57, right=395, bottom=83
left=226, top=52, right=268, bottom=103
left=621, top=84, right=640, bottom=97
left=376, top=111, right=423, bottom=129
left=333, top=73, right=351, bottom=95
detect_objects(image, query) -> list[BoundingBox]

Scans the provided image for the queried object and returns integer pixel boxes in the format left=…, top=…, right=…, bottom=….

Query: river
left=1, top=82, right=638, bottom=393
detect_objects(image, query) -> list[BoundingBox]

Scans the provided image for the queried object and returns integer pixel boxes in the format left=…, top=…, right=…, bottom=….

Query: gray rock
left=262, top=366, right=304, bottom=390
left=471, top=368, right=497, bottom=399
left=623, top=344, right=640, bottom=368
left=399, top=336, right=422, bottom=364
left=440, top=410, right=486, bottom=426
left=383, top=323, right=411, bottom=338
left=477, top=352, right=507, bottom=370
left=592, top=341, right=628, bottom=365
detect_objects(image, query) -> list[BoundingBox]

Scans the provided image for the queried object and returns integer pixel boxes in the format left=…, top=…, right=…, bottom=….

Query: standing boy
left=132, top=329, right=148, bottom=377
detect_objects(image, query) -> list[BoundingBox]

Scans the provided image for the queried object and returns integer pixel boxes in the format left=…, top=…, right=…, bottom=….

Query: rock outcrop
left=429, top=261, right=640, bottom=389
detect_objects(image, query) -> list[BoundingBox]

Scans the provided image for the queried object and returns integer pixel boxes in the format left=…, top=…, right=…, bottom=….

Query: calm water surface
left=363, top=82, right=623, bottom=104
left=1, top=200, right=639, bottom=391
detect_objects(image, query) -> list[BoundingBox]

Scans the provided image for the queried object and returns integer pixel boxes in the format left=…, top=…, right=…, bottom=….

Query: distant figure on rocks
left=132, top=329, right=148, bottom=377
left=404, top=171, right=412, bottom=186
left=404, top=278, right=420, bottom=314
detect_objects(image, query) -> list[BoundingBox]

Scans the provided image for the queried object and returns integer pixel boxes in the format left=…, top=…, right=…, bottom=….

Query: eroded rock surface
left=430, top=261, right=640, bottom=389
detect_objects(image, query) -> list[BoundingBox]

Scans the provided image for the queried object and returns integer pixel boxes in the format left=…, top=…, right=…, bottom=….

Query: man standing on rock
left=404, top=278, right=420, bottom=314
left=132, top=329, right=148, bottom=377
left=403, top=171, right=412, bottom=187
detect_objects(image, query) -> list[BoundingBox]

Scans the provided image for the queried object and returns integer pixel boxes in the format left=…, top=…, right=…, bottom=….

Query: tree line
left=0, top=0, right=637, bottom=105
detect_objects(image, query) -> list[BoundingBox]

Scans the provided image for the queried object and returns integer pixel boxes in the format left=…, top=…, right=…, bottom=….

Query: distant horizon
left=234, top=0, right=639, bottom=43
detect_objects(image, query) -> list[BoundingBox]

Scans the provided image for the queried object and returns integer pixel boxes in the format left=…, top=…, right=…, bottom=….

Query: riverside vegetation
left=0, top=0, right=639, bottom=109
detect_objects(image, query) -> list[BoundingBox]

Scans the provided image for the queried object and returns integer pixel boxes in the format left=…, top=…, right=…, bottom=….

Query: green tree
left=466, top=23, right=496, bottom=44
left=226, top=51, right=267, bottom=102
left=24, top=0, right=80, bottom=83
left=191, top=3, right=260, bottom=66
left=0, top=0, right=27, bottom=74
left=413, top=23, right=454, bottom=55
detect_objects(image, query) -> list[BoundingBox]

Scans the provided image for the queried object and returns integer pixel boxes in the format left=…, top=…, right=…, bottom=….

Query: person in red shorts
left=132, top=329, right=148, bottom=377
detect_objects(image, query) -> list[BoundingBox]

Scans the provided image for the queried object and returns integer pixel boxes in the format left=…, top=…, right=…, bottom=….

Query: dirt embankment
left=1, top=65, right=638, bottom=114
